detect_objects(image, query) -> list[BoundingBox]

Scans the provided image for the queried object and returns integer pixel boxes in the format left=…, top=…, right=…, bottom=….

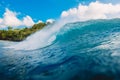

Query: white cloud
left=46, top=19, right=55, bottom=24
left=3, top=8, right=22, bottom=27
left=61, top=1, right=120, bottom=21
left=23, top=15, right=34, bottom=27
left=37, top=20, right=43, bottom=23
left=0, top=8, right=35, bottom=28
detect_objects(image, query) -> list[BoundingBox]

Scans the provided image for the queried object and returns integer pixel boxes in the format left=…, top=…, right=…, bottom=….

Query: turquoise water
left=1, top=19, right=120, bottom=80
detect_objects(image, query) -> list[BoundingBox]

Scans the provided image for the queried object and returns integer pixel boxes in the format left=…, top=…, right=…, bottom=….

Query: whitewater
left=6, top=19, right=73, bottom=50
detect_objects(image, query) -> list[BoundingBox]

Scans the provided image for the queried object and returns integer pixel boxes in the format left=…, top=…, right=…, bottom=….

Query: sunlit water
left=1, top=19, right=120, bottom=80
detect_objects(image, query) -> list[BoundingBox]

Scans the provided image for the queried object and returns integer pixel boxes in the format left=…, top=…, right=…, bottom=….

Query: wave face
left=1, top=19, right=120, bottom=80
left=56, top=19, right=120, bottom=56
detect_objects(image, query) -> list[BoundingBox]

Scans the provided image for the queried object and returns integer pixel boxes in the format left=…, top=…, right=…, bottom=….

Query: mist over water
left=7, top=17, right=81, bottom=50
left=7, top=20, right=63, bottom=50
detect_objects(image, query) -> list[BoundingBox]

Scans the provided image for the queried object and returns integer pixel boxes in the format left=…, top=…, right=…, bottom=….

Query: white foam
left=96, top=33, right=120, bottom=56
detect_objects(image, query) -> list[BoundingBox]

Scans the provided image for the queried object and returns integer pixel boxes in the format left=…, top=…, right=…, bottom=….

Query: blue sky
left=0, top=0, right=119, bottom=25
left=0, top=0, right=96, bottom=22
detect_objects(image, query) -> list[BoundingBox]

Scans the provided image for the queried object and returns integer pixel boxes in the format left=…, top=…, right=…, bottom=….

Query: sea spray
left=6, top=18, right=78, bottom=50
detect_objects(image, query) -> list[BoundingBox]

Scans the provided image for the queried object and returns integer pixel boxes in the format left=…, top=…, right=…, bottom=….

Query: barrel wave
left=1, top=19, right=120, bottom=80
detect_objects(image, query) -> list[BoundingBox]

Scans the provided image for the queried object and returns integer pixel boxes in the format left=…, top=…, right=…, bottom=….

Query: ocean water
left=1, top=19, right=120, bottom=80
